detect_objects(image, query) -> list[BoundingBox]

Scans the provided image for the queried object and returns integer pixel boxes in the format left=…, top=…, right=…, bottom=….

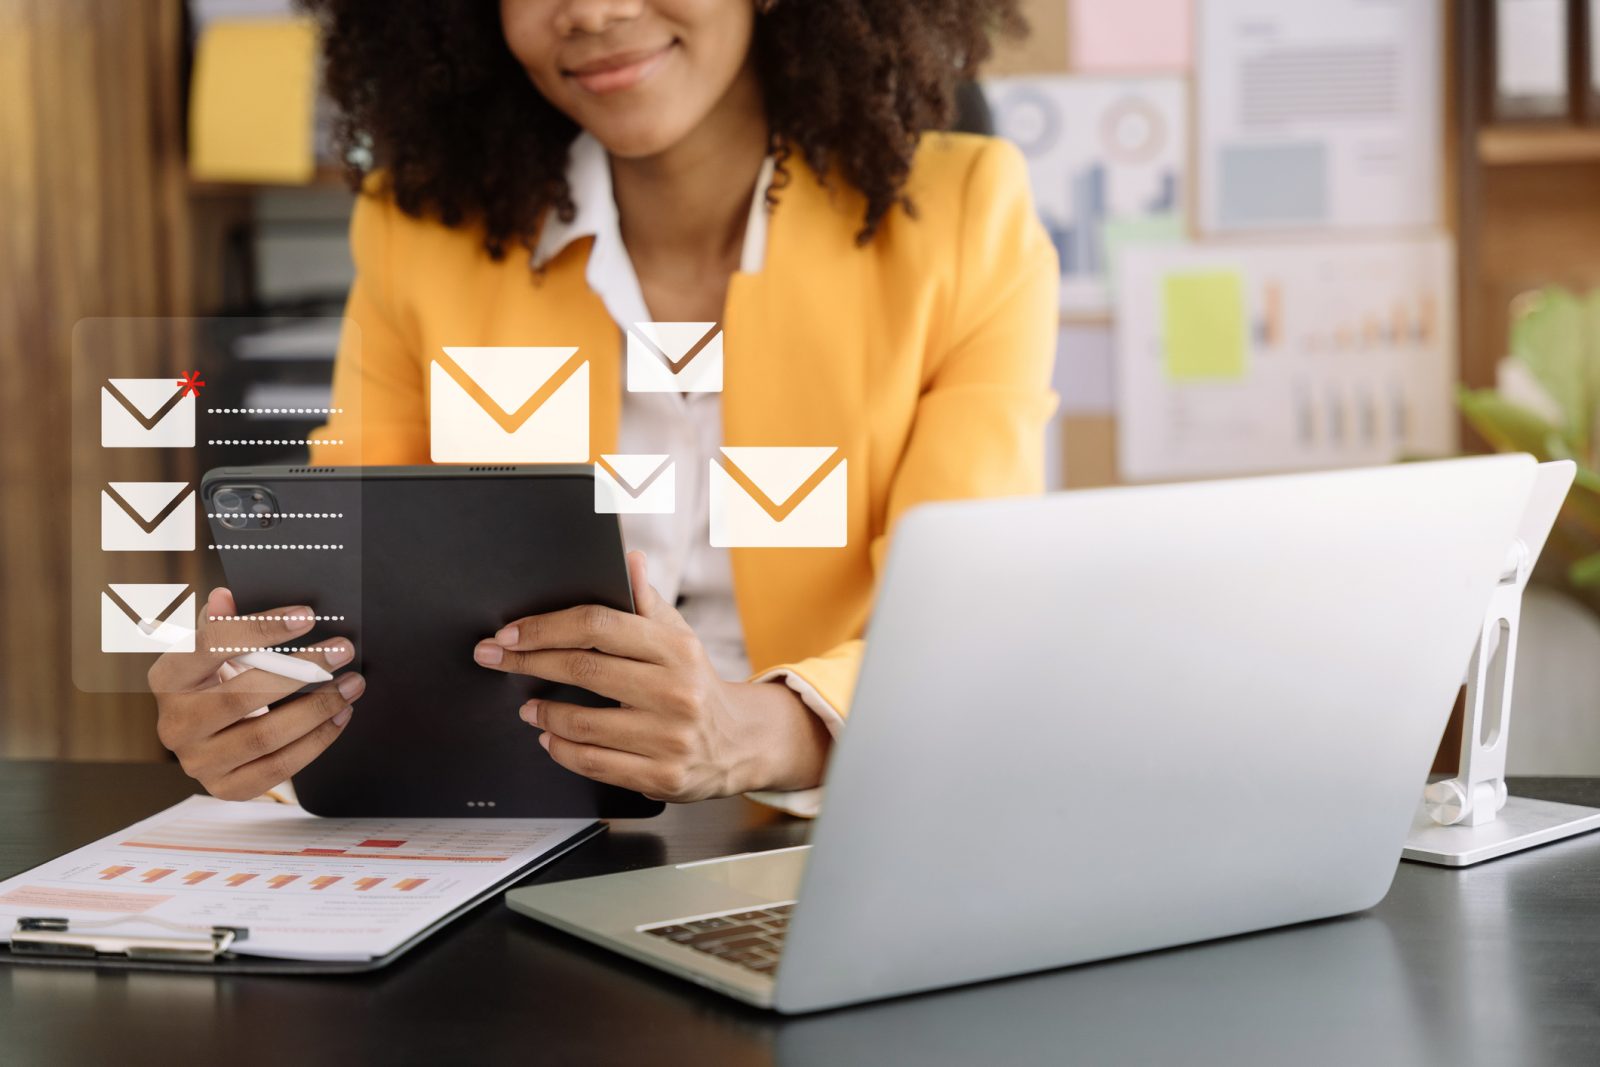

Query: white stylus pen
left=137, top=621, right=334, bottom=684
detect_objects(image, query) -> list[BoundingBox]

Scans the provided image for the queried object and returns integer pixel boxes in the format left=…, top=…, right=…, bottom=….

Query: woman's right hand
left=150, top=587, right=365, bottom=800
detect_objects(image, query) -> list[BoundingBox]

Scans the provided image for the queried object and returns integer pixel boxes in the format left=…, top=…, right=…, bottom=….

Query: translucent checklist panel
left=72, top=317, right=363, bottom=700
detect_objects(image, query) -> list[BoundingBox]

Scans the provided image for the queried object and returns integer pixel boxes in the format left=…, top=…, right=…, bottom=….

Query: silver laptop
left=507, top=455, right=1539, bottom=1014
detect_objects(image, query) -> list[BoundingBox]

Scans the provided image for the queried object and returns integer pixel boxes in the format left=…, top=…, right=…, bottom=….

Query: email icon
left=430, top=347, right=590, bottom=463
left=100, top=583, right=196, bottom=654
left=709, top=447, right=847, bottom=548
left=101, top=482, right=196, bottom=552
left=627, top=321, right=723, bottom=393
left=594, top=454, right=675, bottom=515
left=101, top=378, right=195, bottom=448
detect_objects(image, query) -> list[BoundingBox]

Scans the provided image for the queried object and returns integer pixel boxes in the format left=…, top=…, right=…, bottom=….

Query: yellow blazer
left=310, top=132, right=1058, bottom=715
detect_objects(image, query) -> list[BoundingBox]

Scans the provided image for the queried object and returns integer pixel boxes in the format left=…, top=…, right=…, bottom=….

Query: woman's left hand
left=473, top=551, right=832, bottom=803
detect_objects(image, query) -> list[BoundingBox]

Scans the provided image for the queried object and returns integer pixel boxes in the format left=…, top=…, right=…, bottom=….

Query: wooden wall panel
left=0, top=0, right=188, bottom=760
left=1472, top=161, right=1600, bottom=384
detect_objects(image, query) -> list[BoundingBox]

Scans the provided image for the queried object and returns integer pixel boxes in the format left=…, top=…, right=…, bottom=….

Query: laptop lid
left=774, top=455, right=1537, bottom=1014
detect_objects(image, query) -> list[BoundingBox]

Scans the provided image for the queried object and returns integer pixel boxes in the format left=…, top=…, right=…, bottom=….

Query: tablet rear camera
left=213, top=485, right=279, bottom=530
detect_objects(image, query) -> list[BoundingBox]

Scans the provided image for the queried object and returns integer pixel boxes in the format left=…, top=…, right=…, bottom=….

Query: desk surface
left=2, top=761, right=1598, bottom=1067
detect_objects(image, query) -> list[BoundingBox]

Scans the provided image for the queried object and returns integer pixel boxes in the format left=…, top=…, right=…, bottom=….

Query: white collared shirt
left=531, top=135, right=837, bottom=814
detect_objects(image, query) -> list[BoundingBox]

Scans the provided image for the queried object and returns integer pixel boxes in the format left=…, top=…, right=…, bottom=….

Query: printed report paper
left=0, top=796, right=596, bottom=962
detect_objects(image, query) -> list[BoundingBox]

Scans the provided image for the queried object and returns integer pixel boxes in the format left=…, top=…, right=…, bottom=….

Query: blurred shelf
left=187, top=165, right=350, bottom=198
left=1478, top=127, right=1600, bottom=167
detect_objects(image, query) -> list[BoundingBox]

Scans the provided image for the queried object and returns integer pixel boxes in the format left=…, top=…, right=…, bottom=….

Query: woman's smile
left=563, top=41, right=677, bottom=96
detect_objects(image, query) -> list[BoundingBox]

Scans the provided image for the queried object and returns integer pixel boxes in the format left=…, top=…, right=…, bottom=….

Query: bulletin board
left=986, top=0, right=1459, bottom=489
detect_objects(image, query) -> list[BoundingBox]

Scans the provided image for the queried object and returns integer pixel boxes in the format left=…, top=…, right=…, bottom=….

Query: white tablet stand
left=1403, top=538, right=1600, bottom=866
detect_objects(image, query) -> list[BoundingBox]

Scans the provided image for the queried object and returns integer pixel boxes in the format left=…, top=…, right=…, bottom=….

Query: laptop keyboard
left=641, top=902, right=794, bottom=976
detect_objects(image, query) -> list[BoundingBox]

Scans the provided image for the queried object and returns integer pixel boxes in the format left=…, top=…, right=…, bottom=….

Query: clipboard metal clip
left=13, top=916, right=248, bottom=963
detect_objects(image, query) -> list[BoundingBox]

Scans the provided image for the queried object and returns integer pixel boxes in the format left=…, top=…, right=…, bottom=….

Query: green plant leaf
left=1510, top=288, right=1589, bottom=451
left=1586, top=288, right=1600, bottom=467
left=1569, top=551, right=1600, bottom=588
left=1457, top=387, right=1564, bottom=459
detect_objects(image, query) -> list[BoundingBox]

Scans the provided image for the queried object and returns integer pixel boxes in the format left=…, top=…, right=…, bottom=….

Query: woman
left=151, top=0, right=1057, bottom=809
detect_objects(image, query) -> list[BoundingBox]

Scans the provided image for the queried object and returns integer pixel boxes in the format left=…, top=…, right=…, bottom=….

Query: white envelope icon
left=430, top=347, right=590, bottom=463
left=101, top=583, right=196, bottom=654
left=101, top=482, right=196, bottom=552
left=709, top=447, right=848, bottom=548
left=101, top=379, right=195, bottom=448
left=595, top=455, right=675, bottom=514
left=627, top=322, right=723, bottom=393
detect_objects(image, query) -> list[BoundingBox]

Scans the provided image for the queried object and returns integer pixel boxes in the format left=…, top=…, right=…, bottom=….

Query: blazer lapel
left=721, top=162, right=872, bottom=666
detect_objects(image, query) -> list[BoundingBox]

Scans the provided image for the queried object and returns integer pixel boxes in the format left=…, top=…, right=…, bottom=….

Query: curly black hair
left=298, top=0, right=1026, bottom=258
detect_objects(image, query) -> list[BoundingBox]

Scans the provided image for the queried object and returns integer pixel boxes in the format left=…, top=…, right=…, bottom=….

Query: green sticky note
left=1103, top=215, right=1185, bottom=298
left=1162, top=271, right=1248, bottom=381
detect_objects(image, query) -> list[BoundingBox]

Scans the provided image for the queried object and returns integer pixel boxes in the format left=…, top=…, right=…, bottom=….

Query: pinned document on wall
left=1067, top=0, right=1191, bottom=73
left=1196, top=0, right=1442, bottom=234
left=189, top=16, right=319, bottom=183
left=1115, top=236, right=1457, bottom=482
left=987, top=77, right=1187, bottom=315
left=1492, top=0, right=1572, bottom=120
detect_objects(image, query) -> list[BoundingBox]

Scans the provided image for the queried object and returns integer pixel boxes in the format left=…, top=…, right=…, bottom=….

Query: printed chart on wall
left=1196, top=0, right=1441, bottom=233
left=986, top=77, right=1187, bottom=315
left=0, top=796, right=596, bottom=963
left=1115, top=236, right=1456, bottom=482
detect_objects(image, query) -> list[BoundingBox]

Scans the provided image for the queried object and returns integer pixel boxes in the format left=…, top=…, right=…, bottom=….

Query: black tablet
left=200, top=464, right=662, bottom=819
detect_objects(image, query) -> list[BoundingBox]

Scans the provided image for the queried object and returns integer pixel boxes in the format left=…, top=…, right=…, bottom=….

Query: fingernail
left=325, top=642, right=354, bottom=667
left=519, top=700, right=540, bottom=725
left=337, top=672, right=365, bottom=700
left=283, top=608, right=314, bottom=632
left=474, top=642, right=503, bottom=666
left=538, top=732, right=551, bottom=750
left=495, top=624, right=518, bottom=646
left=332, top=706, right=353, bottom=727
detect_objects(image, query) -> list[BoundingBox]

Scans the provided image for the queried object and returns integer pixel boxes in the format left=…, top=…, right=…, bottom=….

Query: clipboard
left=0, top=822, right=603, bottom=976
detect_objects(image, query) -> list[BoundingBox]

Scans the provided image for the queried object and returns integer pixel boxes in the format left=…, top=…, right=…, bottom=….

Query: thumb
left=204, top=587, right=237, bottom=625
left=626, top=550, right=684, bottom=625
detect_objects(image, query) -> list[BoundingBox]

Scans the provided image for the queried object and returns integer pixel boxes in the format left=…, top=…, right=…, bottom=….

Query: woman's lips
left=565, top=43, right=675, bottom=95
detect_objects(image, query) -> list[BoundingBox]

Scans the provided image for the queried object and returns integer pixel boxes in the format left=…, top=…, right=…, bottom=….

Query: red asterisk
left=177, top=370, right=206, bottom=397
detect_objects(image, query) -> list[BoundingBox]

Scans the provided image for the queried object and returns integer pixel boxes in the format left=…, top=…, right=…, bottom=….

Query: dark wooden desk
left=2, top=761, right=1598, bottom=1066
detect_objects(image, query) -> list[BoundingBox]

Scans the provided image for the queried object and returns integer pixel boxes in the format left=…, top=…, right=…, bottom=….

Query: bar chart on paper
left=0, top=795, right=596, bottom=963
left=1115, top=236, right=1456, bottom=481
left=986, top=77, right=1187, bottom=315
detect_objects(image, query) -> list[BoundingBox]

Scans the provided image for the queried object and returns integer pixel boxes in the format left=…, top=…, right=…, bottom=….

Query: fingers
left=474, top=645, right=663, bottom=706
left=522, top=699, right=678, bottom=759
left=164, top=641, right=358, bottom=745
left=538, top=731, right=675, bottom=799
left=491, top=603, right=664, bottom=663
left=148, top=588, right=318, bottom=692
left=184, top=673, right=366, bottom=799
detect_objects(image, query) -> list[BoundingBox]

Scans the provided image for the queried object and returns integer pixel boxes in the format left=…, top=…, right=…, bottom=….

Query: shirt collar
left=530, top=132, right=774, bottom=276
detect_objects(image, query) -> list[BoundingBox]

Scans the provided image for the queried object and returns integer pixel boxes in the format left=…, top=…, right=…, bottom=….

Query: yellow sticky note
left=1162, top=271, right=1248, bottom=381
left=189, top=18, right=318, bottom=184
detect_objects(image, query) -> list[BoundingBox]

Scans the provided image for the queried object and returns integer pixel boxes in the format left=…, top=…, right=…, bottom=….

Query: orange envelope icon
left=709, top=447, right=848, bottom=548
left=429, top=347, right=590, bottom=463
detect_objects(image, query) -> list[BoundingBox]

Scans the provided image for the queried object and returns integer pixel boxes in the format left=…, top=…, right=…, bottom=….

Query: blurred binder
left=189, top=16, right=319, bottom=183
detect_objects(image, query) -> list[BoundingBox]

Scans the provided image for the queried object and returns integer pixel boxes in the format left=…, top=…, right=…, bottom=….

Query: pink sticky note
left=1069, top=0, right=1192, bottom=73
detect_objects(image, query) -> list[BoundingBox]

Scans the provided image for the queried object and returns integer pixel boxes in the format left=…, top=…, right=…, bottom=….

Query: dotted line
left=206, top=513, right=344, bottom=519
left=208, top=615, right=346, bottom=622
left=208, top=544, right=345, bottom=550
left=210, top=646, right=339, bottom=654
left=207, top=439, right=341, bottom=446
left=208, top=408, right=344, bottom=414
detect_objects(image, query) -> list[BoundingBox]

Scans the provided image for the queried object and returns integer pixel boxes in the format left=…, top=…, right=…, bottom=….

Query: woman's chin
left=583, top=113, right=702, bottom=162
